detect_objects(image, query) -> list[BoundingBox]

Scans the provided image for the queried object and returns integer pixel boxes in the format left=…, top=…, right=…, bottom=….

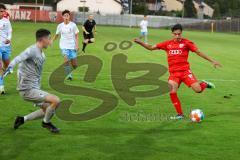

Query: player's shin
left=24, top=109, right=45, bottom=122
left=82, top=42, right=87, bottom=52
left=43, top=105, right=56, bottom=123
left=3, top=59, right=10, bottom=70
left=170, top=92, right=183, bottom=115
left=64, top=64, right=72, bottom=79
left=144, top=35, right=148, bottom=44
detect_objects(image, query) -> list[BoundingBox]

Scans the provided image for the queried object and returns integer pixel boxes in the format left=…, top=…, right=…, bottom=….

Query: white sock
left=43, top=106, right=55, bottom=123
left=24, top=109, right=45, bottom=122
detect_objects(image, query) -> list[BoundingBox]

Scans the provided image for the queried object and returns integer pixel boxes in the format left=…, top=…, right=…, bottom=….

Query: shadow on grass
left=58, top=121, right=197, bottom=160
left=0, top=120, right=198, bottom=160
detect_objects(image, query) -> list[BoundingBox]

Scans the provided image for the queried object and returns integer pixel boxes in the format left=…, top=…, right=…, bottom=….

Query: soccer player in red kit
left=134, top=24, right=222, bottom=120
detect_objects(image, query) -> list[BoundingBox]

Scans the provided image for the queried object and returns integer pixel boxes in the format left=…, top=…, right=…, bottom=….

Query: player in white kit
left=52, top=10, right=79, bottom=81
left=0, top=4, right=12, bottom=94
left=139, top=15, right=148, bottom=44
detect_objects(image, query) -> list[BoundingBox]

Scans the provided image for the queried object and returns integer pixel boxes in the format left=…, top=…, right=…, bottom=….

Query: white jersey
left=140, top=20, right=148, bottom=33
left=9, top=44, right=45, bottom=91
left=0, top=17, right=12, bottom=47
left=56, top=22, right=79, bottom=50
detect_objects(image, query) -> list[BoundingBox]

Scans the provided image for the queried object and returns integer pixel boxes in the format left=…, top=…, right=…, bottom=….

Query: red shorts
left=168, top=70, right=198, bottom=87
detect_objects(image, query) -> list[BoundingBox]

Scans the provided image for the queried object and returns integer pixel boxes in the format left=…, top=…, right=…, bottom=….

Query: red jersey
left=156, top=38, right=198, bottom=73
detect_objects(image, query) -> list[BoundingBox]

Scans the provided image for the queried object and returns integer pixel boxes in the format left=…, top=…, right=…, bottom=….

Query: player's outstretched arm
left=134, top=38, right=158, bottom=51
left=195, top=50, right=222, bottom=68
left=9, top=49, right=33, bottom=69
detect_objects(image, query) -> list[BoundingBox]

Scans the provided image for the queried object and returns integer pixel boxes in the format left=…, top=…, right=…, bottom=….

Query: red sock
left=200, top=82, right=208, bottom=92
left=170, top=93, right=183, bottom=115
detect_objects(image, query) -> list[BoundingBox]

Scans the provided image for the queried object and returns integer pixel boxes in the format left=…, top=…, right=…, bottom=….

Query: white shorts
left=19, top=89, right=50, bottom=104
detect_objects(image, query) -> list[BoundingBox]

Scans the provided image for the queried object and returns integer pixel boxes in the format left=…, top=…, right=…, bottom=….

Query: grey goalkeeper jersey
left=9, top=44, right=46, bottom=91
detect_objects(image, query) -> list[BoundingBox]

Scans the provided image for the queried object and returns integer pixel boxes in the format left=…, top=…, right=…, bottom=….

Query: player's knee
left=41, top=106, right=47, bottom=113
left=168, top=82, right=178, bottom=93
left=169, top=85, right=177, bottom=93
left=3, top=60, right=10, bottom=68
left=55, top=97, right=60, bottom=106
left=51, top=96, right=60, bottom=108
left=168, top=84, right=174, bottom=92
left=64, top=58, right=70, bottom=64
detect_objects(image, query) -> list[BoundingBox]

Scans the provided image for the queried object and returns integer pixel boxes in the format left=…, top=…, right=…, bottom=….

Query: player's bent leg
left=2, top=46, right=11, bottom=70
left=1, top=59, right=10, bottom=93
left=202, top=80, right=215, bottom=89
left=0, top=50, right=5, bottom=94
left=42, top=94, right=60, bottom=133
left=191, top=80, right=215, bottom=93
left=82, top=39, right=89, bottom=53
left=168, top=80, right=179, bottom=93
left=191, top=82, right=202, bottom=93
left=182, top=71, right=206, bottom=93
left=14, top=90, right=52, bottom=130
left=0, top=46, right=11, bottom=94
left=44, top=94, right=60, bottom=109
left=168, top=80, right=184, bottom=120
left=14, top=108, right=45, bottom=130
left=3, top=59, right=10, bottom=70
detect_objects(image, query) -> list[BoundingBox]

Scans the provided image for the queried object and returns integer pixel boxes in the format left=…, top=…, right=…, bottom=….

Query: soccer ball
left=190, top=109, right=204, bottom=122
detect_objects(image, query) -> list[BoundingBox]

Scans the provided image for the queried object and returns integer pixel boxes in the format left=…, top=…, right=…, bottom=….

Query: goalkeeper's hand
left=3, top=66, right=13, bottom=78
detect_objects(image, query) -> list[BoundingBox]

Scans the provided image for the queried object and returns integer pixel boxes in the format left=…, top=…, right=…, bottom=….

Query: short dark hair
left=62, top=10, right=70, bottom=16
left=0, top=3, right=6, bottom=10
left=36, top=29, right=51, bottom=41
left=171, top=24, right=183, bottom=32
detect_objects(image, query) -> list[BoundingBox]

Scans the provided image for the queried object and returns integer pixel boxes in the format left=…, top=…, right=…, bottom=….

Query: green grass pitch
left=0, top=22, right=239, bottom=160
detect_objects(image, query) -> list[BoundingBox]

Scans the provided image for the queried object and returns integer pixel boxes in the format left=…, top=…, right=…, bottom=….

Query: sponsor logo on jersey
left=169, top=50, right=182, bottom=55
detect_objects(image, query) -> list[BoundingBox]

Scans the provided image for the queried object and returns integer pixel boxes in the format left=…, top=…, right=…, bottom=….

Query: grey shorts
left=19, top=89, right=50, bottom=104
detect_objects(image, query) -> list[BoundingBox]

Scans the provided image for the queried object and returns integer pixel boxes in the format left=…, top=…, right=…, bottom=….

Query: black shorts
left=83, top=32, right=94, bottom=40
